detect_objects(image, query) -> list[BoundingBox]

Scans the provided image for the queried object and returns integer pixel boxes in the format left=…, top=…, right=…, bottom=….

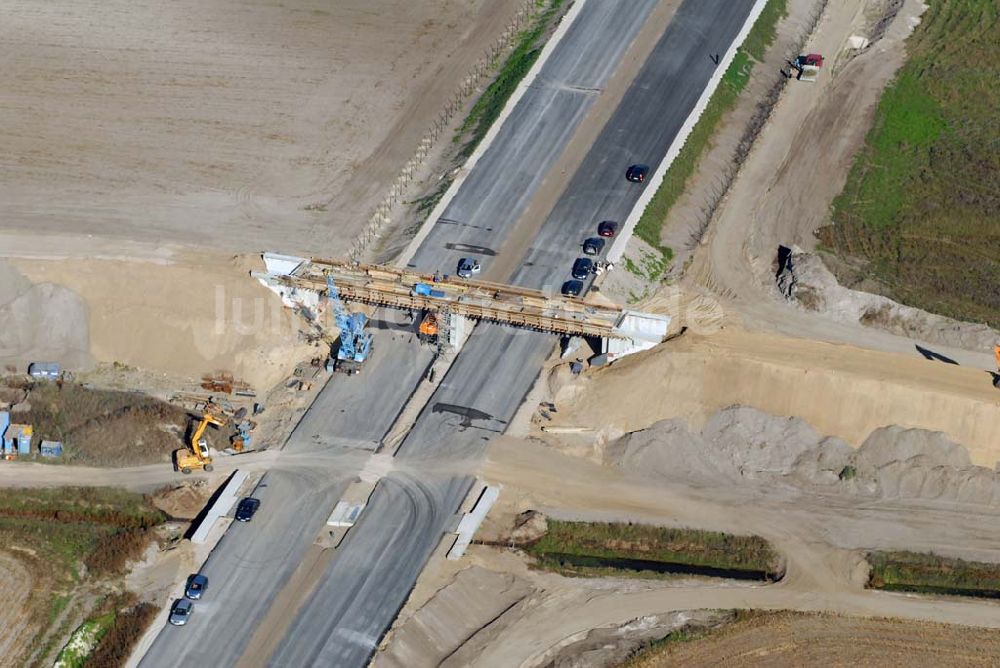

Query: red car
left=597, top=221, right=619, bottom=238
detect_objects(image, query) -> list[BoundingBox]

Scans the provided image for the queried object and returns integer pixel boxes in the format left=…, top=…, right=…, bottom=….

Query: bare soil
left=0, top=0, right=524, bottom=257
left=625, top=611, right=1000, bottom=668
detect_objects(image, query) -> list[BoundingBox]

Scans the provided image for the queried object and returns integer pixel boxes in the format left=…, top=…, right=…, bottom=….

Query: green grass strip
left=633, top=0, right=788, bottom=277
left=867, top=551, right=1000, bottom=599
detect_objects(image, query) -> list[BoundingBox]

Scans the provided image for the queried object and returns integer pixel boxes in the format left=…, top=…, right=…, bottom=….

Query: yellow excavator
left=174, top=412, right=225, bottom=474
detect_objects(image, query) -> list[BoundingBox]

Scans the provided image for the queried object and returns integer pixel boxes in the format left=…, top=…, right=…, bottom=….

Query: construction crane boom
left=325, top=273, right=373, bottom=374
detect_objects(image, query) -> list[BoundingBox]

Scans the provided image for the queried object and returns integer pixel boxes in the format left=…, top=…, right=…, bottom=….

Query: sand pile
left=550, top=327, right=1000, bottom=467
left=152, top=480, right=213, bottom=520
left=0, top=260, right=92, bottom=370
left=6, top=254, right=313, bottom=390
left=605, top=406, right=1000, bottom=505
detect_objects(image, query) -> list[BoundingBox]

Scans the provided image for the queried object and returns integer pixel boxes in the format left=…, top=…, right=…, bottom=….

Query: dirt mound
left=509, top=510, right=548, bottom=544
left=151, top=481, right=213, bottom=520
left=606, top=406, right=1000, bottom=505
left=550, top=327, right=1000, bottom=467
left=0, top=261, right=92, bottom=371
left=536, top=610, right=731, bottom=668
left=777, top=249, right=999, bottom=352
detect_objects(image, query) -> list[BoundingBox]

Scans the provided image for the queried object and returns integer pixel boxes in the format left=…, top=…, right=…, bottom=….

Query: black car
left=597, top=221, right=619, bottom=238
left=561, top=280, right=584, bottom=297
left=582, top=237, right=606, bottom=256
left=572, top=258, right=593, bottom=280
left=234, top=497, right=261, bottom=522
left=625, top=164, right=649, bottom=183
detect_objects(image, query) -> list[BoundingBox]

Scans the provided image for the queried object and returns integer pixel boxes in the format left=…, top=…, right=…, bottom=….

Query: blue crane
left=325, top=274, right=373, bottom=375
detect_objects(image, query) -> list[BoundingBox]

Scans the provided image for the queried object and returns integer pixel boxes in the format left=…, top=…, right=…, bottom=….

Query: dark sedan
left=626, top=164, right=649, bottom=183
left=572, top=258, right=593, bottom=280
left=234, top=497, right=261, bottom=522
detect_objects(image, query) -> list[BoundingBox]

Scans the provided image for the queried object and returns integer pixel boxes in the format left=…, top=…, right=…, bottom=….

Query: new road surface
left=268, top=0, right=756, bottom=666
left=140, top=0, right=757, bottom=665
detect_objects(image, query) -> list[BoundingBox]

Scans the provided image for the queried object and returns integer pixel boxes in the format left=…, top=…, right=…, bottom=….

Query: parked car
left=456, top=257, right=481, bottom=278
left=582, top=237, right=606, bottom=256
left=626, top=164, right=649, bottom=183
left=597, top=221, right=619, bottom=238
left=185, top=574, right=208, bottom=600
left=561, top=280, right=584, bottom=297
left=572, top=258, right=593, bottom=280
left=169, top=598, right=193, bottom=626
left=235, top=497, right=261, bottom=522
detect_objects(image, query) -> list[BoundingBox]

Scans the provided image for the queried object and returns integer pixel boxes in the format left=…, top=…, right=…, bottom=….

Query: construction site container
left=0, top=412, right=9, bottom=452
left=40, top=441, right=63, bottom=458
left=5, top=424, right=32, bottom=455
left=28, top=362, right=60, bottom=379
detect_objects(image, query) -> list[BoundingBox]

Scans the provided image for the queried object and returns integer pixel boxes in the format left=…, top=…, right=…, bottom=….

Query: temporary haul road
left=139, top=0, right=758, bottom=666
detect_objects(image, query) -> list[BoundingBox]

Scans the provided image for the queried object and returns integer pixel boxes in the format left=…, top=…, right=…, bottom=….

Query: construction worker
left=994, top=344, right=1000, bottom=388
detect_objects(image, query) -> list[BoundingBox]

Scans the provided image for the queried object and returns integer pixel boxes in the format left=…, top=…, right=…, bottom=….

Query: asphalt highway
left=139, top=320, right=432, bottom=667
left=268, top=0, right=756, bottom=666
left=412, top=0, right=660, bottom=275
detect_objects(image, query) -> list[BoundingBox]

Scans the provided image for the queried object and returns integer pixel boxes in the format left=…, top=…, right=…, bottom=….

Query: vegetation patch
left=0, top=488, right=166, bottom=667
left=633, top=0, right=788, bottom=277
left=455, top=0, right=567, bottom=159
left=617, top=610, right=765, bottom=668
left=54, top=613, right=114, bottom=668
left=820, top=1, right=1000, bottom=326
left=526, top=520, right=783, bottom=581
left=84, top=596, right=159, bottom=668
left=867, top=550, right=1000, bottom=599
left=16, top=380, right=227, bottom=466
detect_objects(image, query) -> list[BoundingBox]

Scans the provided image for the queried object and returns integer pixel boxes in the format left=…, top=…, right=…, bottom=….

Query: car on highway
left=561, top=280, right=584, bottom=297
left=185, top=574, right=208, bottom=600
left=582, top=237, right=606, bottom=256
left=597, top=221, right=619, bottom=238
left=235, top=497, right=261, bottom=522
left=456, top=257, right=481, bottom=278
left=169, top=598, right=194, bottom=626
left=626, top=164, right=649, bottom=183
left=571, top=258, right=593, bottom=280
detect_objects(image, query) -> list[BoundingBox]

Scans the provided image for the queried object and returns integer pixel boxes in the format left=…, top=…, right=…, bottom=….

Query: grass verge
left=455, top=0, right=567, bottom=159
left=820, top=1, right=1000, bottom=327
left=867, top=550, right=1000, bottom=599
left=526, top=520, right=783, bottom=580
left=631, top=0, right=788, bottom=279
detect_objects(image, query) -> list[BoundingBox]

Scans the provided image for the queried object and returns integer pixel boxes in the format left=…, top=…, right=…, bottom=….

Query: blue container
left=40, top=441, right=63, bottom=458
left=0, top=412, right=9, bottom=452
left=413, top=283, right=432, bottom=296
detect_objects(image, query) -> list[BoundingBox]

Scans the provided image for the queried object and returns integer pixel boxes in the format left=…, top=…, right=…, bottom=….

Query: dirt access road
left=0, top=0, right=522, bottom=257
left=683, top=0, right=997, bottom=371
left=457, top=437, right=1000, bottom=667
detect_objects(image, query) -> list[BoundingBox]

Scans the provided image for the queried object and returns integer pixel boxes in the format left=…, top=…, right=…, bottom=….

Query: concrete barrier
left=447, top=485, right=501, bottom=560
left=190, top=470, right=249, bottom=544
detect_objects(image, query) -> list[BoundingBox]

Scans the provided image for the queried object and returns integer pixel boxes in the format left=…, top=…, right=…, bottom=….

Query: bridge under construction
left=255, top=253, right=669, bottom=356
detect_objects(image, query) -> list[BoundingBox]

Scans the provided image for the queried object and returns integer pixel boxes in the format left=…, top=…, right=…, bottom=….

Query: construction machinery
left=325, top=273, right=373, bottom=375
left=994, top=344, right=1000, bottom=389
left=789, top=53, right=823, bottom=82
left=174, top=411, right=225, bottom=474
left=417, top=311, right=439, bottom=346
